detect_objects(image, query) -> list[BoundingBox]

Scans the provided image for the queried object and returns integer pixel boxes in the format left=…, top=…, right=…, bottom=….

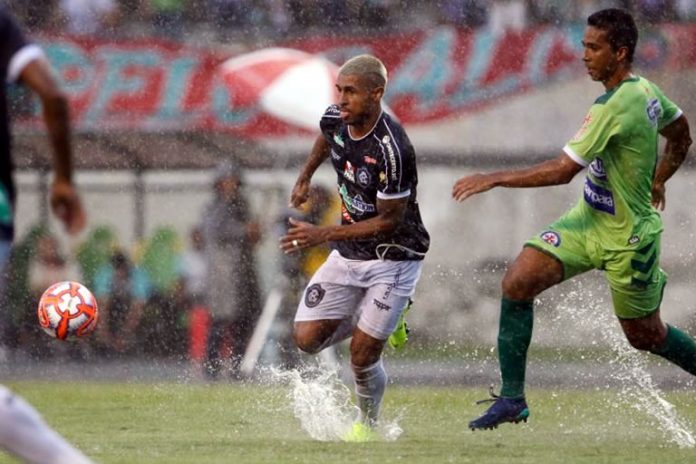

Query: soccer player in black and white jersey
left=0, top=7, right=92, bottom=464
left=280, top=54, right=430, bottom=441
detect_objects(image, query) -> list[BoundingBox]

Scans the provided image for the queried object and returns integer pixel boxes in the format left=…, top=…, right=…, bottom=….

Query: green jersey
left=563, top=76, right=682, bottom=249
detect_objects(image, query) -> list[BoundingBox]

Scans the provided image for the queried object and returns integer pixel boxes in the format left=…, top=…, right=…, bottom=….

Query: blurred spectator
left=138, top=279, right=188, bottom=357
left=179, top=225, right=207, bottom=304
left=1, top=225, right=46, bottom=353
left=92, top=249, right=151, bottom=356
left=57, top=0, right=121, bottom=36
left=179, top=225, right=210, bottom=376
left=201, top=161, right=262, bottom=379
left=75, top=225, right=118, bottom=302
left=140, top=226, right=181, bottom=296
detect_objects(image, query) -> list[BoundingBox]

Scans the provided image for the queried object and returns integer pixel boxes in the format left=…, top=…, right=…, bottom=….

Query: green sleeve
left=564, top=103, right=619, bottom=166
left=651, top=84, right=682, bottom=130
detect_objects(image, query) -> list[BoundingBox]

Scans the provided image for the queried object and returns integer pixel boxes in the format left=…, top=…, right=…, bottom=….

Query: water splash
left=552, top=287, right=695, bottom=448
left=264, top=363, right=403, bottom=442
left=606, top=320, right=695, bottom=448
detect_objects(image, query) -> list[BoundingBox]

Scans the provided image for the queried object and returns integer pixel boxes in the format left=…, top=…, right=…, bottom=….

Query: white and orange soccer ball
left=37, top=281, right=99, bottom=341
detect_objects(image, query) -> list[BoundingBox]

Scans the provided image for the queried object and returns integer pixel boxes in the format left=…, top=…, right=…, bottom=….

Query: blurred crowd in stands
left=4, top=0, right=696, bottom=44
left=0, top=162, right=337, bottom=380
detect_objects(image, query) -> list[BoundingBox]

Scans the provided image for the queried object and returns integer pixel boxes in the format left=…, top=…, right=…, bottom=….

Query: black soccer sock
left=498, top=298, right=534, bottom=398
left=651, top=325, right=696, bottom=376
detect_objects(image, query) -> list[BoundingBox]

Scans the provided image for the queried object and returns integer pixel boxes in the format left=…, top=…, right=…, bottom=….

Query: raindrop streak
left=556, top=289, right=695, bottom=448
left=266, top=364, right=403, bottom=442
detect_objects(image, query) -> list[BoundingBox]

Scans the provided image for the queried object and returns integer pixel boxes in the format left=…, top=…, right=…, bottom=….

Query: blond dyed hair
left=338, top=54, right=388, bottom=91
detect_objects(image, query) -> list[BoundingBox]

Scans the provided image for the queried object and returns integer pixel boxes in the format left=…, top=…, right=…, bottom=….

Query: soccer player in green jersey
left=452, top=8, right=693, bottom=430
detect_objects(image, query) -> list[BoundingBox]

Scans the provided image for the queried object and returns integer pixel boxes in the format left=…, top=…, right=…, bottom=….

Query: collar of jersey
left=347, top=110, right=384, bottom=141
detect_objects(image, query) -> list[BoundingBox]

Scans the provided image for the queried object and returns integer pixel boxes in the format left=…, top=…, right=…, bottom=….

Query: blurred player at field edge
left=453, top=8, right=693, bottom=430
left=0, top=6, right=92, bottom=464
left=281, top=54, right=430, bottom=441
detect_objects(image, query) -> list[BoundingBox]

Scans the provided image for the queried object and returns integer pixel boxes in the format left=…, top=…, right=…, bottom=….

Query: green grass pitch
left=2, top=382, right=695, bottom=463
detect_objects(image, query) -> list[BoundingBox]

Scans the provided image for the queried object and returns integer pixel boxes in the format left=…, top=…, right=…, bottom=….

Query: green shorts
left=525, top=216, right=666, bottom=320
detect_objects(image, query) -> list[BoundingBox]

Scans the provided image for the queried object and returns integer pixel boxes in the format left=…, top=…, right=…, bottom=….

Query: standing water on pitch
left=267, top=363, right=403, bottom=442
left=549, top=287, right=695, bottom=448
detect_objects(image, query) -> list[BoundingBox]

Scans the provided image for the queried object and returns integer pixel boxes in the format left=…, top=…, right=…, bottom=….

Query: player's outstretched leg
left=0, top=385, right=93, bottom=464
left=387, top=299, right=412, bottom=350
left=469, top=387, right=529, bottom=431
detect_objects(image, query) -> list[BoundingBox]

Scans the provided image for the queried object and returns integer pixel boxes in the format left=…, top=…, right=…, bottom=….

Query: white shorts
left=294, top=250, right=423, bottom=340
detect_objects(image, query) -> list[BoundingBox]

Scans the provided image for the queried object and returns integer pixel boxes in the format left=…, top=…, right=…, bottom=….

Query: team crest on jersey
left=357, top=168, right=371, bottom=187
left=305, top=284, right=325, bottom=308
left=540, top=231, right=561, bottom=247
left=333, top=133, right=345, bottom=147
left=588, top=158, right=607, bottom=180
left=646, top=98, right=662, bottom=127
left=343, top=161, right=355, bottom=182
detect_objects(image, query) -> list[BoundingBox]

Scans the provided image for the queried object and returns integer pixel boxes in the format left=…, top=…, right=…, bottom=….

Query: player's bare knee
left=502, top=272, right=533, bottom=301
left=293, top=326, right=322, bottom=354
left=349, top=337, right=383, bottom=368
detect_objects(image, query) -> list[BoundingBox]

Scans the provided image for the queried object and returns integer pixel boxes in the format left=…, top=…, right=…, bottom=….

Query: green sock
left=498, top=298, right=534, bottom=398
left=652, top=325, right=696, bottom=376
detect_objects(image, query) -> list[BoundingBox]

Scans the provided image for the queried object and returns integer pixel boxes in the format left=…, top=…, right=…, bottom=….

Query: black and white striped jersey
left=320, top=104, right=430, bottom=261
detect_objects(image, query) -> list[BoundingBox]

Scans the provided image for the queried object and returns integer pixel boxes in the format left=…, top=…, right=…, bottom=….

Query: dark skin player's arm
left=280, top=197, right=407, bottom=253
left=19, top=58, right=86, bottom=234
left=652, top=115, right=692, bottom=211
left=452, top=153, right=584, bottom=202
left=289, top=135, right=330, bottom=208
